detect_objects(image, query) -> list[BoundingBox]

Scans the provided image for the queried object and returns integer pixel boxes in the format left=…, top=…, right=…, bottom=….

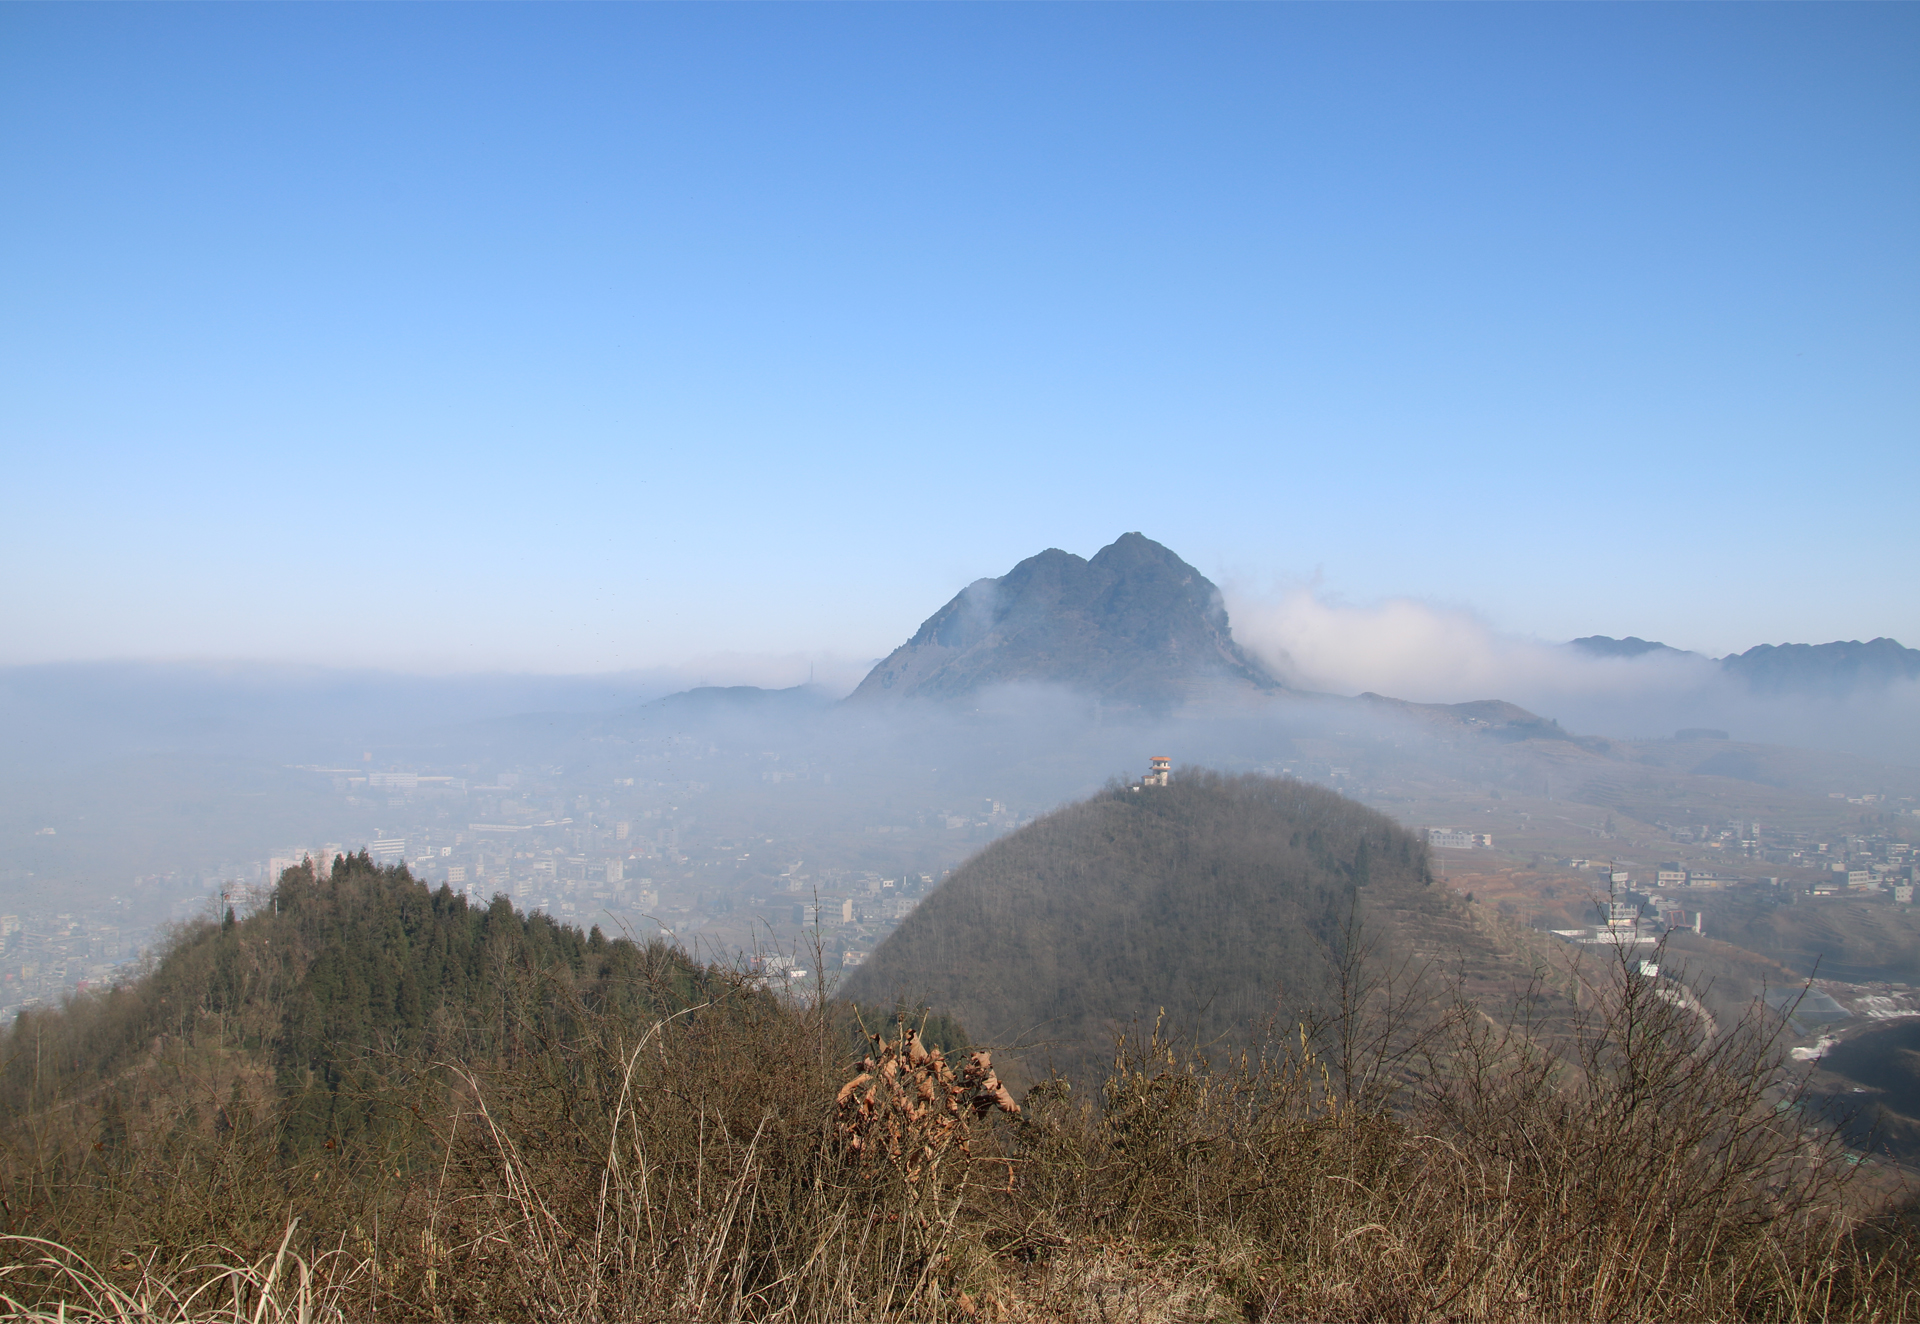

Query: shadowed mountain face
left=848, top=533, right=1282, bottom=709
left=1810, top=1020, right=1920, bottom=1163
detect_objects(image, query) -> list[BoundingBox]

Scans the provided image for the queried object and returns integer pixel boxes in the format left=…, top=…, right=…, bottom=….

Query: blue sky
left=3, top=4, right=1914, bottom=679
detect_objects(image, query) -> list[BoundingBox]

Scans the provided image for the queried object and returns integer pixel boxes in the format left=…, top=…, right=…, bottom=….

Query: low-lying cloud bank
left=0, top=652, right=877, bottom=772
left=1225, top=586, right=1920, bottom=767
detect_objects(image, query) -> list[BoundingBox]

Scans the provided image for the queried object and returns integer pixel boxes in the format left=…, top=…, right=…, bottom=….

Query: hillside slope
left=0, top=853, right=722, bottom=1212
left=843, top=770, right=1551, bottom=1083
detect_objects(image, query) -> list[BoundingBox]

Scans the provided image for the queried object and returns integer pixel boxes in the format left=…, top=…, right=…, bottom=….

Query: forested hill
left=842, top=770, right=1469, bottom=1083
left=0, top=853, right=716, bottom=1160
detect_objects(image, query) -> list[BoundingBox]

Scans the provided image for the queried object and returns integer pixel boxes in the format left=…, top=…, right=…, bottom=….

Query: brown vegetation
left=3, top=915, right=1918, bottom=1322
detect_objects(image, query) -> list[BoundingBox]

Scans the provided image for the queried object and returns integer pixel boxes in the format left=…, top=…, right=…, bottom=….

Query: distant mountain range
left=845, top=530, right=1916, bottom=713
left=1571, top=635, right=1920, bottom=696
left=844, top=533, right=1915, bottom=710
left=847, top=533, right=1283, bottom=709
left=1721, top=639, right=1920, bottom=695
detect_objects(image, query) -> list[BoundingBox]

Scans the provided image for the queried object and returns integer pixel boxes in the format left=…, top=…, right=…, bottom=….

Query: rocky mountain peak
left=848, top=533, right=1282, bottom=708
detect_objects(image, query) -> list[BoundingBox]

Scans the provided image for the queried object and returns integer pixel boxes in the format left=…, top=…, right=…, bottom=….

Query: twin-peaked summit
left=848, top=533, right=1284, bottom=710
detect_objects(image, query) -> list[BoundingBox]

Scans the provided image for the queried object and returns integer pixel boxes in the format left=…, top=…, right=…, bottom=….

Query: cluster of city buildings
left=1548, top=864, right=1709, bottom=947
left=0, top=906, right=145, bottom=1022
left=1425, top=827, right=1495, bottom=850
left=1660, top=815, right=1915, bottom=878
left=1542, top=839, right=1920, bottom=955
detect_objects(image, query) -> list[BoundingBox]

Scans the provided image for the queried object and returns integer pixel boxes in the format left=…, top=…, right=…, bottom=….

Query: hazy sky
left=4, top=4, right=1914, bottom=679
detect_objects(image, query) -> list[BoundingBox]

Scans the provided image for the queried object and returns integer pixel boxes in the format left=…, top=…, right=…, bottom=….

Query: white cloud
left=1222, top=582, right=1920, bottom=765
left=1223, top=583, right=1712, bottom=705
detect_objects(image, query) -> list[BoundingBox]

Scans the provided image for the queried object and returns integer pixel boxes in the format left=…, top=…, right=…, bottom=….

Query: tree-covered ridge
left=0, top=853, right=716, bottom=1167
left=0, top=853, right=836, bottom=1299
left=842, top=770, right=1438, bottom=1083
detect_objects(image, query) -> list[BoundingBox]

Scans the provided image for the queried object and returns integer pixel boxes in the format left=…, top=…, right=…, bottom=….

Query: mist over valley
left=5, top=8, right=1917, bottom=1310
left=5, top=535, right=1915, bottom=1061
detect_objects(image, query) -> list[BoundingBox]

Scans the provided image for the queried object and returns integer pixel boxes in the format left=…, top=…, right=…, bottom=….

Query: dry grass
left=5, top=939, right=1920, bottom=1322
left=0, top=1220, right=363, bottom=1323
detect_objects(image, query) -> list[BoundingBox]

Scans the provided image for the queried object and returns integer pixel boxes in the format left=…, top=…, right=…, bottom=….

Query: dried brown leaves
left=837, top=1029, right=1019, bottom=1185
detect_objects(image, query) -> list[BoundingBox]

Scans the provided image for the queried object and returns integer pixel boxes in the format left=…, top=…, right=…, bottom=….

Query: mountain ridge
left=1721, top=638, right=1920, bottom=696
left=1570, top=634, right=1918, bottom=696
left=1569, top=635, right=1691, bottom=660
